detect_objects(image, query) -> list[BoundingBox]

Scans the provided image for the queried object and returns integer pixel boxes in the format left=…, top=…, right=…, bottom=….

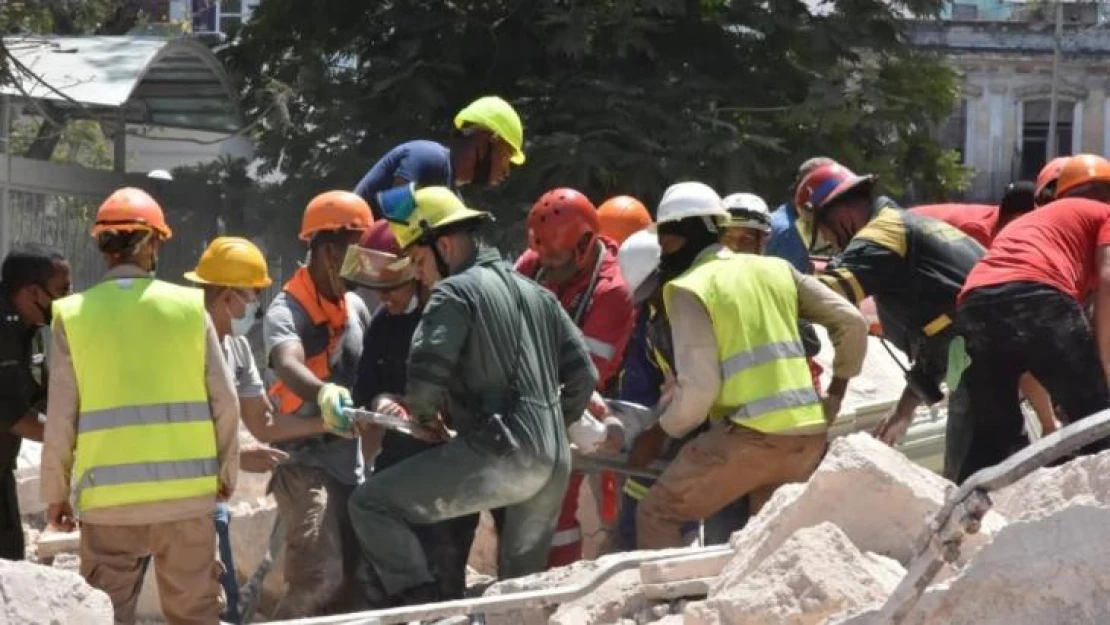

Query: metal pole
left=1047, top=0, right=1064, bottom=159
left=0, top=93, right=11, bottom=261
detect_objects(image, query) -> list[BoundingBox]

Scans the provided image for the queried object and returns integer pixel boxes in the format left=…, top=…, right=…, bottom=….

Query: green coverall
left=348, top=246, right=598, bottom=598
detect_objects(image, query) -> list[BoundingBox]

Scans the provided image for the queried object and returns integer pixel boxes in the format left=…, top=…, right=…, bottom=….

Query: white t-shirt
left=222, top=334, right=264, bottom=398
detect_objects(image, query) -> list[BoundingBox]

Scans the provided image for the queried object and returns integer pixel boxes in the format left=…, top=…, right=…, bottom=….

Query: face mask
left=34, top=285, right=54, bottom=327
left=231, top=300, right=260, bottom=337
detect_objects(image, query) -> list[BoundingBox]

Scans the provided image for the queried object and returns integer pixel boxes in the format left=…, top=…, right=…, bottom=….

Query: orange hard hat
left=528, top=188, right=599, bottom=270
left=299, top=191, right=374, bottom=242
left=1055, top=154, right=1110, bottom=198
left=1035, top=156, right=1071, bottom=204
left=597, top=196, right=652, bottom=245
left=91, top=187, right=172, bottom=240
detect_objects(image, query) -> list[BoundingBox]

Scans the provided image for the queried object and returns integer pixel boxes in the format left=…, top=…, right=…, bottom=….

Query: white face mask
left=403, top=292, right=419, bottom=315
left=229, top=294, right=260, bottom=337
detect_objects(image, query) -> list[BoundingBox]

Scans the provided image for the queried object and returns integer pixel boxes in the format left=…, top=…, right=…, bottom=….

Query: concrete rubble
left=8, top=346, right=1110, bottom=625
left=468, top=438, right=1110, bottom=625
left=0, top=558, right=112, bottom=624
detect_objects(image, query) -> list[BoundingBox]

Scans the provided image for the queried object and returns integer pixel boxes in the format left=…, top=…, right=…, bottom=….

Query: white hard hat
left=722, top=192, right=771, bottom=233
left=654, top=182, right=728, bottom=228
left=618, top=229, right=661, bottom=294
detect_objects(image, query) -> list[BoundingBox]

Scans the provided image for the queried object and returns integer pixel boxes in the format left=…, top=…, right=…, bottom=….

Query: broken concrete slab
left=689, top=522, right=904, bottom=625
left=715, top=433, right=1003, bottom=599
left=548, top=569, right=646, bottom=625
left=0, top=558, right=113, bottom=624
left=640, top=549, right=733, bottom=585
left=991, top=448, right=1110, bottom=522
left=873, top=504, right=1110, bottom=625
left=35, top=529, right=79, bottom=560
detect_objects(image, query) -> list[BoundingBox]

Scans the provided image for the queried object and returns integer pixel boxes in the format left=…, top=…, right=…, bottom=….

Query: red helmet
left=359, top=220, right=401, bottom=256
left=795, top=163, right=875, bottom=216
left=528, top=188, right=599, bottom=269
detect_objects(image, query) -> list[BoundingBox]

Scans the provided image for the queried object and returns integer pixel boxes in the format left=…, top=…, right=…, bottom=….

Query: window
left=1019, top=99, right=1073, bottom=181
left=951, top=4, right=979, bottom=19
left=193, top=0, right=259, bottom=35
left=938, top=100, right=968, bottom=163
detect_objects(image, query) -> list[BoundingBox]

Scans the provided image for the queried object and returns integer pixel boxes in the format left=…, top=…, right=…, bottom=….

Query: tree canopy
left=222, top=0, right=967, bottom=249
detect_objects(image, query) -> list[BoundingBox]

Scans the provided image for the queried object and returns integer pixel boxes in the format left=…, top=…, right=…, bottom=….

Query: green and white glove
left=318, top=383, right=354, bottom=436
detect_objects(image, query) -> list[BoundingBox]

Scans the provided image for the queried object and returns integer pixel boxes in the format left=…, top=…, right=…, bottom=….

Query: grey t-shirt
left=262, top=290, right=371, bottom=486
left=222, top=335, right=264, bottom=398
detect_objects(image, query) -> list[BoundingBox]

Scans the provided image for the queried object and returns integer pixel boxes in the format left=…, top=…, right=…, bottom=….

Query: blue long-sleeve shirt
left=767, top=202, right=815, bottom=274
left=618, top=310, right=663, bottom=407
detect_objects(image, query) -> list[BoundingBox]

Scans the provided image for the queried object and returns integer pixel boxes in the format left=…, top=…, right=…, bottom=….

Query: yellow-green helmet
left=454, top=96, right=526, bottom=165
left=383, top=186, right=490, bottom=250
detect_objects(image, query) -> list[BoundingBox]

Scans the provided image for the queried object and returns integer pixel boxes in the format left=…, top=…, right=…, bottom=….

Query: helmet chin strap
left=431, top=238, right=452, bottom=279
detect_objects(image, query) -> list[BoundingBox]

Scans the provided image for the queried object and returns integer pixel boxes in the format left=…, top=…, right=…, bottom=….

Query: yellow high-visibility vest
left=54, top=277, right=218, bottom=512
left=665, top=248, right=825, bottom=434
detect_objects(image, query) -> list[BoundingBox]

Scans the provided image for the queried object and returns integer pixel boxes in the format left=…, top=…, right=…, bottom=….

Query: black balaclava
left=658, top=217, right=720, bottom=281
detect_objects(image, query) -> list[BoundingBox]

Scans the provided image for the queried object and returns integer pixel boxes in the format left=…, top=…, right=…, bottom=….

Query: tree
left=231, top=0, right=967, bottom=250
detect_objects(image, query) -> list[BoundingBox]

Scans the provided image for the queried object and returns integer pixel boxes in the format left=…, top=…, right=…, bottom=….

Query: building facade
left=911, top=12, right=1110, bottom=200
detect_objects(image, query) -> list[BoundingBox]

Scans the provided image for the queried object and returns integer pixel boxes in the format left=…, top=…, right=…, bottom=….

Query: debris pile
left=474, top=435, right=1110, bottom=625
left=0, top=558, right=112, bottom=624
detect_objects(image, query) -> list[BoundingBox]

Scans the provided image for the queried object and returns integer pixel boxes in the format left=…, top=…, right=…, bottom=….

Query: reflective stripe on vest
left=622, top=478, right=651, bottom=500
left=78, top=401, right=211, bottom=434
left=54, top=277, right=218, bottom=512
left=665, top=249, right=825, bottom=434
left=550, top=526, right=583, bottom=547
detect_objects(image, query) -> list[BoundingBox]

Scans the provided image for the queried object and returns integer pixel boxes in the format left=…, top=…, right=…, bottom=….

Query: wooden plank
left=36, top=530, right=80, bottom=559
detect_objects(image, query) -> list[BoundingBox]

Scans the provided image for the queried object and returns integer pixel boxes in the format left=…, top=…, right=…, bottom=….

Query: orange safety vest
left=269, top=266, right=349, bottom=415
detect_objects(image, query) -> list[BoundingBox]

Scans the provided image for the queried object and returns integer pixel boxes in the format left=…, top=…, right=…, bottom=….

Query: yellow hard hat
left=383, top=186, right=490, bottom=250
left=185, top=236, right=273, bottom=289
left=454, top=96, right=526, bottom=165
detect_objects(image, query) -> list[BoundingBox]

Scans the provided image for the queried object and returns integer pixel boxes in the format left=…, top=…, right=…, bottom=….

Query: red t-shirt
left=960, top=198, right=1110, bottom=303
left=910, top=204, right=998, bottom=248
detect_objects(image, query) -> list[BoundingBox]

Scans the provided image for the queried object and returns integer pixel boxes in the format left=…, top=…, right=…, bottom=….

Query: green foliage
left=225, top=0, right=964, bottom=252
left=11, top=118, right=113, bottom=169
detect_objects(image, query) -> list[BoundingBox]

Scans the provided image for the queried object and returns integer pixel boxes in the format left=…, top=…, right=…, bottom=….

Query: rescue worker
left=515, top=187, right=636, bottom=566
left=722, top=192, right=824, bottom=394
left=262, top=191, right=374, bottom=617
left=910, top=181, right=1037, bottom=248
left=346, top=186, right=597, bottom=606
left=614, top=229, right=685, bottom=550
left=41, top=188, right=239, bottom=624
left=635, top=182, right=868, bottom=549
left=767, top=157, right=838, bottom=273
left=953, top=154, right=1110, bottom=481
left=343, top=221, right=479, bottom=602
left=354, top=95, right=527, bottom=218
left=793, top=163, right=985, bottom=480
left=597, top=195, right=653, bottom=245
left=615, top=230, right=746, bottom=549
left=185, top=237, right=314, bottom=623
left=1034, top=155, right=1071, bottom=207
left=907, top=183, right=1059, bottom=439
left=0, top=245, right=69, bottom=560
left=720, top=192, right=772, bottom=254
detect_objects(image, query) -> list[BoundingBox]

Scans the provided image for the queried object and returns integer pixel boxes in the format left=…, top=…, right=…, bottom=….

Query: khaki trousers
left=637, top=423, right=826, bottom=549
left=270, top=463, right=369, bottom=618
left=80, top=515, right=223, bottom=625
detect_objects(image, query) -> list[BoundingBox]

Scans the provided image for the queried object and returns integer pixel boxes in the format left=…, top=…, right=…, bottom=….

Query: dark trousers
left=951, top=284, right=1110, bottom=482
left=0, top=469, right=22, bottom=561
left=374, top=431, right=479, bottom=601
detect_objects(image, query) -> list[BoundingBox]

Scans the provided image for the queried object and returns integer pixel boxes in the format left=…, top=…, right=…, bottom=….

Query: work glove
left=318, top=383, right=355, bottom=437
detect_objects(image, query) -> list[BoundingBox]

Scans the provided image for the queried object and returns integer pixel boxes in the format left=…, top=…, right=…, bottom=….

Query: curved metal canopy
left=2, top=35, right=243, bottom=133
